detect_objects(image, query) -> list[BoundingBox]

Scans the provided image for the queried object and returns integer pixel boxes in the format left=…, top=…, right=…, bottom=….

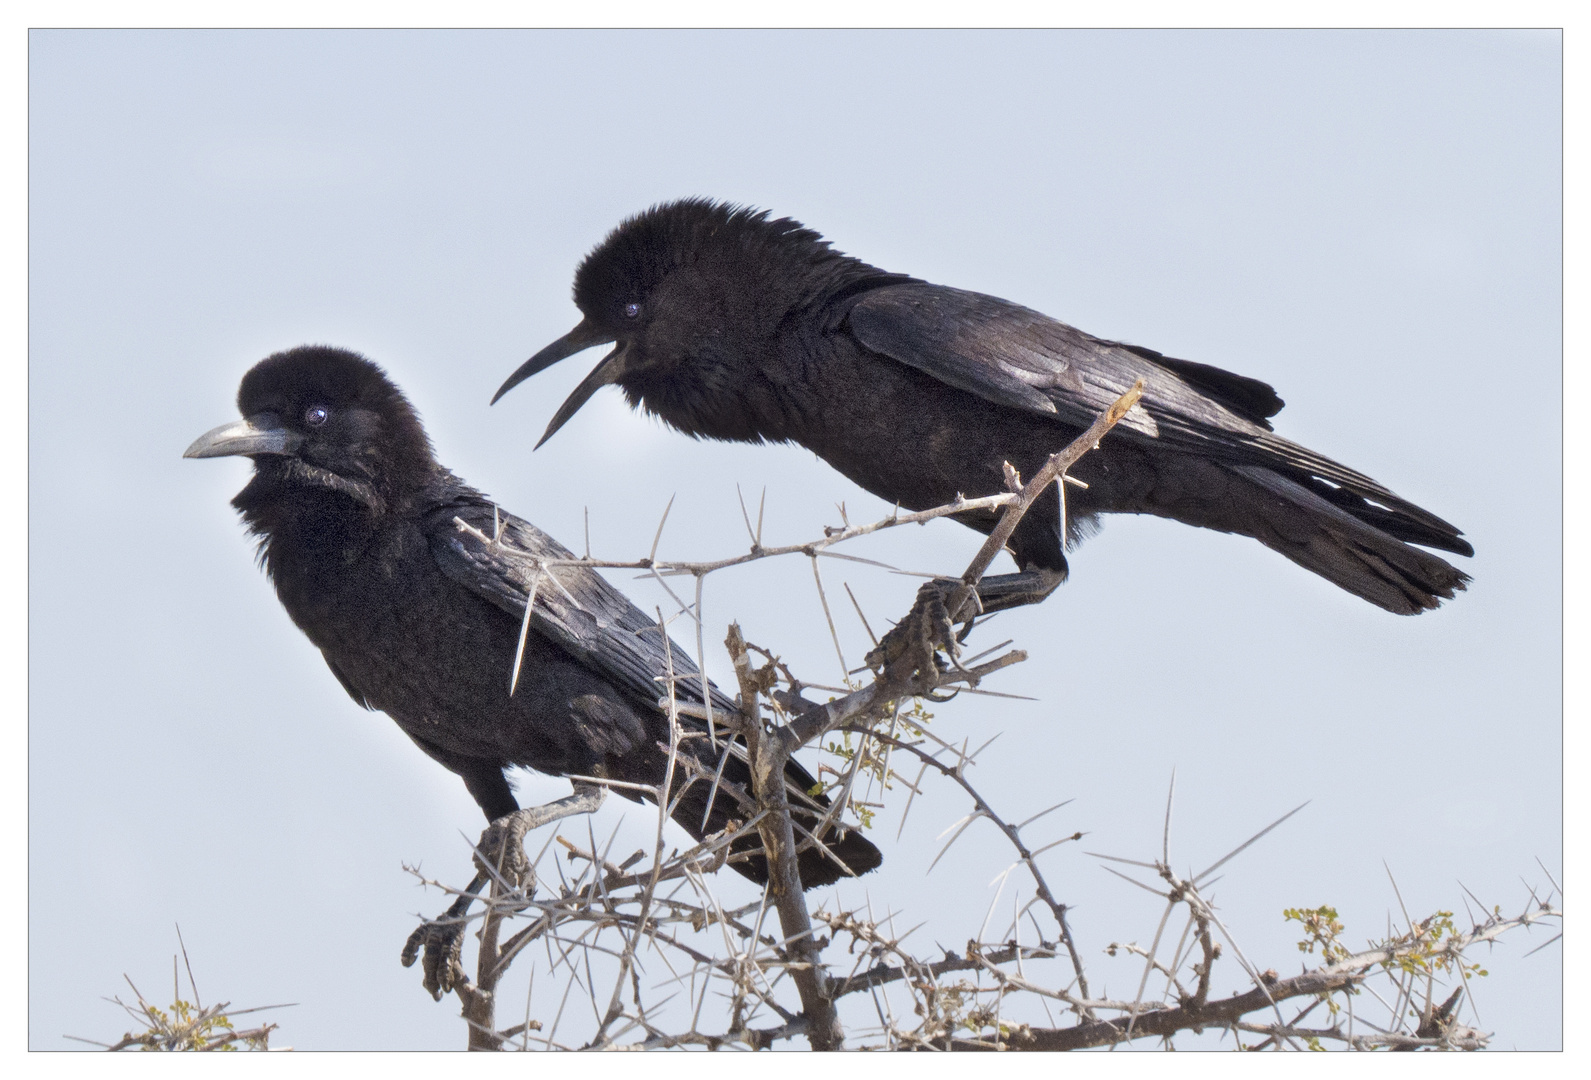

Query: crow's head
left=494, top=198, right=874, bottom=446
left=185, top=345, right=435, bottom=514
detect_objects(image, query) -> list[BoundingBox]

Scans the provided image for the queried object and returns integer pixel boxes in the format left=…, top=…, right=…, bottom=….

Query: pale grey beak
left=183, top=415, right=304, bottom=459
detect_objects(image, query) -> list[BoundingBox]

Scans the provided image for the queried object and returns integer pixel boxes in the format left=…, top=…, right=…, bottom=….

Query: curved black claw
left=401, top=883, right=479, bottom=1001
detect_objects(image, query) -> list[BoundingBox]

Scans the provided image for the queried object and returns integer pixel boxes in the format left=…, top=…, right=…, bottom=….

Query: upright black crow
left=185, top=345, right=880, bottom=888
left=496, top=199, right=1472, bottom=616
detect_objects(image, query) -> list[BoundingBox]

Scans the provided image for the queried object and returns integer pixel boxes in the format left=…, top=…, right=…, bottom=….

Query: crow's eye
left=305, top=405, right=329, bottom=427
left=623, top=302, right=641, bottom=319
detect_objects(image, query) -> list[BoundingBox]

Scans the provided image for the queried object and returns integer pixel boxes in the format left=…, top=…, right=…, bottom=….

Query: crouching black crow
left=186, top=345, right=880, bottom=892
left=497, top=199, right=1472, bottom=616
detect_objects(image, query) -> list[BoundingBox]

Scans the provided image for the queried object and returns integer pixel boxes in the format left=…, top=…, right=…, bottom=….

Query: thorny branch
left=71, top=944, right=290, bottom=1051
left=405, top=383, right=1558, bottom=1050
left=933, top=902, right=1560, bottom=1051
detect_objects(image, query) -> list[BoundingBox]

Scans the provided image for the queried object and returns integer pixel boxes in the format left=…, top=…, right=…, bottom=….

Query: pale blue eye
left=624, top=302, right=641, bottom=319
left=305, top=405, right=329, bottom=427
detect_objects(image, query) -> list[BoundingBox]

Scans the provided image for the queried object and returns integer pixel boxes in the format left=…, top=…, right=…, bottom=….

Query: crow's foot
left=401, top=885, right=478, bottom=1001
left=400, top=785, right=610, bottom=1005
left=401, top=784, right=608, bottom=1001
left=866, top=579, right=973, bottom=686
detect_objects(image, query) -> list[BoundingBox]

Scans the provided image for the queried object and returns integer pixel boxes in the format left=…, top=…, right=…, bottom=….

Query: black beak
left=534, top=346, right=627, bottom=449
left=491, top=318, right=615, bottom=405
left=183, top=415, right=303, bottom=459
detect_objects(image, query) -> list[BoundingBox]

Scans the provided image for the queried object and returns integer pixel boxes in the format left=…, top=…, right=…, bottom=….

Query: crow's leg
left=474, top=783, right=609, bottom=890
left=402, top=783, right=608, bottom=1000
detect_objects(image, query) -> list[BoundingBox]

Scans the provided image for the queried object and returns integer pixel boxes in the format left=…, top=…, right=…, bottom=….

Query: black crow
left=185, top=345, right=881, bottom=889
left=496, top=199, right=1472, bottom=616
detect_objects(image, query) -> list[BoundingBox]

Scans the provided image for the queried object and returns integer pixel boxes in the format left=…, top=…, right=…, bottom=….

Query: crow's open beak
left=533, top=346, right=628, bottom=449
left=183, top=415, right=303, bottom=459
left=491, top=318, right=615, bottom=406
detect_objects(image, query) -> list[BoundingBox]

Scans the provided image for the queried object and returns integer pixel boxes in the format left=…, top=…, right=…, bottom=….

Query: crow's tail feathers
left=665, top=743, right=883, bottom=891
left=1231, top=465, right=1471, bottom=615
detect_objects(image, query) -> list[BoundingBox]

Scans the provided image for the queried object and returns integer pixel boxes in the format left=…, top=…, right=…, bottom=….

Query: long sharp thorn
left=943, top=685, right=1037, bottom=701
left=1124, top=899, right=1176, bottom=1042
left=1522, top=932, right=1562, bottom=958
left=816, top=550, right=905, bottom=571
left=736, top=483, right=756, bottom=547
left=1017, top=799, right=1074, bottom=831
left=968, top=731, right=1002, bottom=761
left=1056, top=462, right=1068, bottom=542
left=510, top=567, right=545, bottom=696
left=1088, top=851, right=1159, bottom=869
left=977, top=865, right=1017, bottom=943
left=1163, top=768, right=1176, bottom=867
left=843, top=582, right=878, bottom=645
left=699, top=738, right=733, bottom=833
left=1458, top=888, right=1478, bottom=928
left=1384, top=861, right=1413, bottom=935
left=648, top=494, right=675, bottom=564
left=175, top=924, right=200, bottom=1007
left=1029, top=835, right=1083, bottom=858
left=1534, top=856, right=1562, bottom=900
left=928, top=812, right=983, bottom=873
left=1195, top=801, right=1309, bottom=883
left=541, top=564, right=585, bottom=611
left=1458, top=879, right=1489, bottom=920
left=963, top=638, right=1015, bottom=665
left=693, top=573, right=714, bottom=746
left=809, top=555, right=850, bottom=686
left=1100, top=865, right=1171, bottom=899
left=896, top=760, right=930, bottom=842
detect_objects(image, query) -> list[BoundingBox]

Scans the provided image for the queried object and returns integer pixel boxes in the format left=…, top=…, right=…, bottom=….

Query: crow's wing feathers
left=846, top=283, right=1287, bottom=440
left=1121, top=345, right=1285, bottom=425
left=846, top=283, right=1458, bottom=535
left=427, top=502, right=852, bottom=827
left=428, top=504, right=739, bottom=719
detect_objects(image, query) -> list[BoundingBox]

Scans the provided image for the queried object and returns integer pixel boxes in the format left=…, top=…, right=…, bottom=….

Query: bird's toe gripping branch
left=402, top=784, right=608, bottom=1001
left=864, top=578, right=978, bottom=692
left=401, top=893, right=474, bottom=1001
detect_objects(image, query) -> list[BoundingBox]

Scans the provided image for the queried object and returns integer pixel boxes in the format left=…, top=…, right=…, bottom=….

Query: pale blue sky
left=29, top=29, right=1560, bottom=1049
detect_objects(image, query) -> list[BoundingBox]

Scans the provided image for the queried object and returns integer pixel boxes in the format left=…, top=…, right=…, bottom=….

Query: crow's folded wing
left=844, top=282, right=1462, bottom=539
left=427, top=505, right=740, bottom=719
left=425, top=502, right=864, bottom=836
